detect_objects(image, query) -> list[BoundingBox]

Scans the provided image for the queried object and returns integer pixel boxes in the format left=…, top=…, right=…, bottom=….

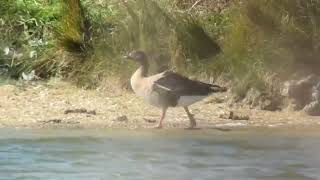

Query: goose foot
left=155, top=124, right=163, bottom=129
left=155, top=107, right=167, bottom=129
left=185, top=123, right=200, bottom=130
left=183, top=107, right=198, bottom=130
left=190, top=120, right=197, bottom=128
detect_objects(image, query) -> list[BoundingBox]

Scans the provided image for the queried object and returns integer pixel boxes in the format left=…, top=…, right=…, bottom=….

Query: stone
left=282, top=75, right=320, bottom=110
left=64, top=108, right=96, bottom=115
left=143, top=118, right=156, bottom=123
left=219, top=111, right=250, bottom=120
left=114, top=115, right=128, bottom=122
left=21, top=70, right=38, bottom=81
left=41, top=119, right=62, bottom=124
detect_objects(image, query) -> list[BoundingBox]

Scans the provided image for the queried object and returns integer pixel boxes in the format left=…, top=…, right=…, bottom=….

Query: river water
left=0, top=128, right=319, bottom=180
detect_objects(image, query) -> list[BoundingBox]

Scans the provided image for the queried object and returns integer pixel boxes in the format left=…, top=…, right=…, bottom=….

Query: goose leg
left=157, top=107, right=167, bottom=129
left=184, top=106, right=197, bottom=128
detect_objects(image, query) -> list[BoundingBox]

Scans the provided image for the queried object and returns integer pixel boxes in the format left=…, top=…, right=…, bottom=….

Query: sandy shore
left=1, top=79, right=320, bottom=130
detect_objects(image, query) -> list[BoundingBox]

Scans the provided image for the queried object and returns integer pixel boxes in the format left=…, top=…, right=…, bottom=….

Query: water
left=0, top=129, right=319, bottom=180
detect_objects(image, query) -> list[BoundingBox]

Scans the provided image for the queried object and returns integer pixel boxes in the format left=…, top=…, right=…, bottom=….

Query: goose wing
left=153, top=71, right=225, bottom=96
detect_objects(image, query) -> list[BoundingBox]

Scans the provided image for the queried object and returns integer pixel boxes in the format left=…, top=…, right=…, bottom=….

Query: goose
left=124, top=50, right=227, bottom=129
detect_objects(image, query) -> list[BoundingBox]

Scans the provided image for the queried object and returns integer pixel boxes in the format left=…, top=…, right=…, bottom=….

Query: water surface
left=0, top=128, right=319, bottom=180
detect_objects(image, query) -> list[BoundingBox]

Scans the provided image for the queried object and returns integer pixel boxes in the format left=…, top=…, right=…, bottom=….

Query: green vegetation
left=220, top=0, right=320, bottom=98
left=1, top=0, right=319, bottom=100
left=0, top=0, right=61, bottom=77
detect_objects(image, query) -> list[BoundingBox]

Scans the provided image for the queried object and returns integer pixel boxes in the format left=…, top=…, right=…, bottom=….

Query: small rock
left=87, top=110, right=97, bottom=115
left=65, top=121, right=80, bottom=124
left=64, top=108, right=86, bottom=114
left=143, top=118, right=156, bottom=123
left=64, top=108, right=96, bottom=115
left=41, top=119, right=62, bottom=124
left=21, top=70, right=39, bottom=81
left=282, top=75, right=320, bottom=112
left=283, top=75, right=320, bottom=110
left=230, top=111, right=250, bottom=120
left=114, top=115, right=128, bottom=122
left=219, top=111, right=250, bottom=120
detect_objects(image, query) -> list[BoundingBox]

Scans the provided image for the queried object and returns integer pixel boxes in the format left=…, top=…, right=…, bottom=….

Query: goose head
left=124, top=50, right=147, bottom=65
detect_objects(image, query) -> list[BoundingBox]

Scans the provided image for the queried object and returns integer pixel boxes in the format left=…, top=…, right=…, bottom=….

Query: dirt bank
left=0, top=79, right=320, bottom=130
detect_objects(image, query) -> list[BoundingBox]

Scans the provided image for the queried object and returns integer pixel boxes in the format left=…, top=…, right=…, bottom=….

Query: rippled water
left=0, top=129, right=319, bottom=180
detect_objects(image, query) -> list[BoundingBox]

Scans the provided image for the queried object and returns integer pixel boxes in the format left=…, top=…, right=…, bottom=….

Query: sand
left=0, top=79, right=320, bottom=130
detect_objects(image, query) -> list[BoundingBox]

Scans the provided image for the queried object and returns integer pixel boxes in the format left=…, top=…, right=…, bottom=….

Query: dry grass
left=3, top=0, right=320, bottom=104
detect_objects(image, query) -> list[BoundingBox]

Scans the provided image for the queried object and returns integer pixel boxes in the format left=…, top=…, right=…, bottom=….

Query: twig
left=188, top=0, right=203, bottom=12
left=10, top=51, right=15, bottom=67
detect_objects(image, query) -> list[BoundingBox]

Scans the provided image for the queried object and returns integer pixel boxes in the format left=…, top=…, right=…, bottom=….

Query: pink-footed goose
left=125, top=50, right=227, bottom=129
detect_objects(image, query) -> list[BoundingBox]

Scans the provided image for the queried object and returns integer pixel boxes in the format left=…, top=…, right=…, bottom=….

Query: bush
left=53, top=0, right=225, bottom=88
left=0, top=0, right=61, bottom=77
left=210, top=0, right=320, bottom=97
left=3, top=0, right=319, bottom=100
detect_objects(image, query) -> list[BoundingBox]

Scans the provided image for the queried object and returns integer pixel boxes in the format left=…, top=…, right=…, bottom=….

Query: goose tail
left=210, top=84, right=227, bottom=93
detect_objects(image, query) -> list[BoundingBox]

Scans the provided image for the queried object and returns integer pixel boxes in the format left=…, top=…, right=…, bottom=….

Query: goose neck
left=138, top=61, right=149, bottom=77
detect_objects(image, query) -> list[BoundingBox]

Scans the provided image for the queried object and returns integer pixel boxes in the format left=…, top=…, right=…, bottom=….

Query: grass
left=0, top=0, right=61, bottom=77
left=1, top=0, right=320, bottom=102
left=204, top=0, right=320, bottom=98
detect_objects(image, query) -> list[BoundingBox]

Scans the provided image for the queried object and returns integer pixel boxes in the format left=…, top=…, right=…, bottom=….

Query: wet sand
left=0, top=80, right=320, bottom=129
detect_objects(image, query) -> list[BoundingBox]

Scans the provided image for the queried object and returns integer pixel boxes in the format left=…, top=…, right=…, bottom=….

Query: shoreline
left=1, top=80, right=320, bottom=130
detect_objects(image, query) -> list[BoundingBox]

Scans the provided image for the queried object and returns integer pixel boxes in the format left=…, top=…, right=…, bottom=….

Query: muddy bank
left=0, top=79, right=320, bottom=129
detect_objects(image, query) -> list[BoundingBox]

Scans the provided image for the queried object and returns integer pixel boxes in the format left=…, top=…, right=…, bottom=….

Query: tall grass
left=50, top=0, right=225, bottom=88
left=209, top=0, right=320, bottom=97
left=0, top=0, right=61, bottom=77
left=2, top=0, right=319, bottom=100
